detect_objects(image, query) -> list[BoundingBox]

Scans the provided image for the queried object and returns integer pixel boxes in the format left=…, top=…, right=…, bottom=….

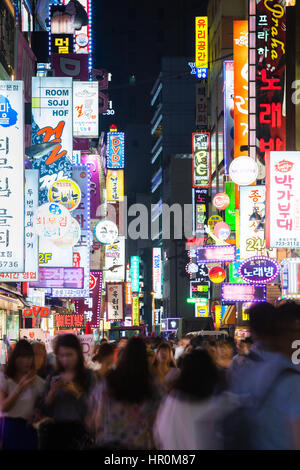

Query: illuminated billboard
left=106, top=170, right=124, bottom=202
left=195, top=17, right=208, bottom=70
left=32, top=77, right=73, bottom=203
left=266, top=151, right=300, bottom=249
left=152, top=248, right=162, bottom=299
left=107, top=132, right=125, bottom=169
left=192, top=132, right=210, bottom=187
left=223, top=60, right=234, bottom=173
left=73, top=81, right=99, bottom=138
left=248, top=0, right=286, bottom=160
left=106, top=282, right=125, bottom=322
left=233, top=21, right=248, bottom=158
left=130, top=256, right=139, bottom=293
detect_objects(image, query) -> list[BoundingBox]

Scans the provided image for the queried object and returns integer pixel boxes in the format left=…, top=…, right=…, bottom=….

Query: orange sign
left=233, top=21, right=248, bottom=158
left=23, top=306, right=50, bottom=318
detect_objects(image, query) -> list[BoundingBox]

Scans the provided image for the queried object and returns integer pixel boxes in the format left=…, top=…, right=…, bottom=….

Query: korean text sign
left=152, top=248, right=162, bottom=299
left=254, top=0, right=286, bottom=159
left=132, top=294, right=139, bottom=326
left=106, top=282, right=125, bottom=322
left=0, top=169, right=38, bottom=281
left=32, top=77, right=73, bottom=203
left=0, top=81, right=24, bottom=272
left=130, top=256, right=140, bottom=292
left=195, top=17, right=208, bottom=69
left=73, top=81, right=99, bottom=138
left=107, top=132, right=125, bottom=169
left=75, top=271, right=103, bottom=328
left=239, top=185, right=269, bottom=259
left=233, top=21, right=248, bottom=158
left=266, top=151, right=300, bottom=248
left=223, top=61, right=234, bottom=173
left=192, top=132, right=210, bottom=187
left=106, top=170, right=124, bottom=202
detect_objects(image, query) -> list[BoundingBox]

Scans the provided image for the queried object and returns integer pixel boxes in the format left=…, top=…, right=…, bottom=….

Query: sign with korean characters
left=233, top=21, right=248, bottom=158
left=75, top=271, right=103, bottom=328
left=195, top=17, right=208, bottom=69
left=106, top=170, right=124, bottom=203
left=62, top=0, right=91, bottom=54
left=130, top=256, right=139, bottom=292
left=248, top=0, right=286, bottom=160
left=106, top=282, right=125, bottom=322
left=223, top=60, right=234, bottom=173
left=0, top=169, right=39, bottom=282
left=30, top=267, right=84, bottom=289
left=152, top=247, right=162, bottom=299
left=32, top=77, right=73, bottom=203
left=105, top=236, right=125, bottom=282
left=239, top=185, right=277, bottom=259
left=266, top=151, right=300, bottom=248
left=193, top=188, right=209, bottom=236
left=107, top=132, right=125, bottom=169
left=51, top=34, right=74, bottom=55
left=73, top=81, right=99, bottom=138
left=132, top=294, right=139, bottom=326
left=238, top=257, right=280, bottom=285
left=195, top=80, right=208, bottom=128
left=0, top=81, right=24, bottom=272
left=192, top=132, right=210, bottom=188
left=48, top=179, right=81, bottom=211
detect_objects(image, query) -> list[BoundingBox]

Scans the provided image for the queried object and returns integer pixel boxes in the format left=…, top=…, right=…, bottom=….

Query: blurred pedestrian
left=153, top=342, right=179, bottom=392
left=39, top=334, right=97, bottom=450
left=154, top=348, right=234, bottom=450
left=92, top=342, right=115, bottom=380
left=87, top=337, right=161, bottom=450
left=32, top=342, right=54, bottom=380
left=222, top=301, right=300, bottom=450
left=0, top=340, right=45, bottom=450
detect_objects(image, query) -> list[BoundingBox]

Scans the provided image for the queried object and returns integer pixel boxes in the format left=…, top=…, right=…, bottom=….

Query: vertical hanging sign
left=233, top=21, right=249, bottom=158
left=0, top=81, right=24, bottom=272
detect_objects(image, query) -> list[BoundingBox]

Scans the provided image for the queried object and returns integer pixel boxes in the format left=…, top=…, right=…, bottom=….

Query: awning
left=0, top=285, right=32, bottom=310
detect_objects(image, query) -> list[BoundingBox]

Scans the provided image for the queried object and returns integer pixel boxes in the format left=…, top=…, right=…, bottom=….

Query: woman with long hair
left=39, top=334, right=96, bottom=450
left=153, top=342, right=179, bottom=392
left=92, top=342, right=115, bottom=380
left=0, top=340, right=46, bottom=450
left=32, top=342, right=54, bottom=380
left=154, top=348, right=233, bottom=450
left=88, top=337, right=161, bottom=450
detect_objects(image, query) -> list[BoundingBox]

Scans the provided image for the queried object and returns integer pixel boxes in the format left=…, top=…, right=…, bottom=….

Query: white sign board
left=73, top=81, right=98, bottom=138
left=0, top=81, right=24, bottom=272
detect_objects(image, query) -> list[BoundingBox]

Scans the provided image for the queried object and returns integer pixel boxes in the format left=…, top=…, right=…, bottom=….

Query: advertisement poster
left=266, top=151, right=300, bottom=248
left=0, top=81, right=24, bottom=272
left=32, top=77, right=73, bottom=203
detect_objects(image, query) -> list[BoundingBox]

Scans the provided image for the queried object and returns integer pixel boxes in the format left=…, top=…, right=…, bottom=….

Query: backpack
left=217, top=367, right=300, bottom=450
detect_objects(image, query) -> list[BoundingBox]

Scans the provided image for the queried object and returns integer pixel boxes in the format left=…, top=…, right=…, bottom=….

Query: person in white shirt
left=154, top=348, right=233, bottom=450
left=0, top=340, right=45, bottom=450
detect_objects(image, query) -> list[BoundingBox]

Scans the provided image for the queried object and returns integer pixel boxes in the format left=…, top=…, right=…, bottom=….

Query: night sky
left=93, top=0, right=209, bottom=195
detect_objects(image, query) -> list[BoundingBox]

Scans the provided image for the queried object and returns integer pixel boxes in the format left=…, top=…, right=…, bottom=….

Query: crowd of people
left=1, top=300, right=300, bottom=450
